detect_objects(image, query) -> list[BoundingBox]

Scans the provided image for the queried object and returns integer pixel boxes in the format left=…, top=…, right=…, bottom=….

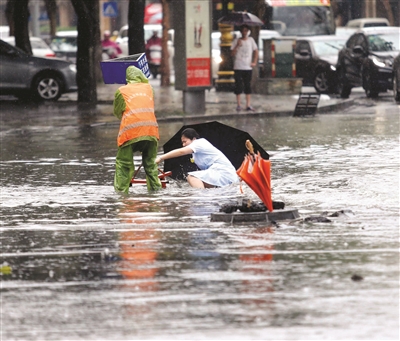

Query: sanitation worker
left=113, top=66, right=162, bottom=194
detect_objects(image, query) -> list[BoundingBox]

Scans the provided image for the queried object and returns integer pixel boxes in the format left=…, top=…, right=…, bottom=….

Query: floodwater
left=1, top=97, right=399, bottom=340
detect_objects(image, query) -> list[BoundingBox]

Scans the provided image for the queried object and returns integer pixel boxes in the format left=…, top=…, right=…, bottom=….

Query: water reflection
left=117, top=199, right=162, bottom=289
left=238, top=226, right=275, bottom=322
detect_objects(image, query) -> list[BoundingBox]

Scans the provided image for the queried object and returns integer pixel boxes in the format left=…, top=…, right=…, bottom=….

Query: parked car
left=345, top=18, right=389, bottom=29
left=335, top=27, right=357, bottom=39
left=3, top=36, right=56, bottom=58
left=0, top=25, right=10, bottom=39
left=336, top=26, right=400, bottom=98
left=49, top=31, right=78, bottom=63
left=0, top=39, right=77, bottom=101
left=295, top=35, right=347, bottom=93
left=393, top=53, right=400, bottom=103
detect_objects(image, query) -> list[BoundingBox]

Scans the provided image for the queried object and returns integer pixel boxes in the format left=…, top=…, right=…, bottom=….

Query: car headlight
left=69, top=64, right=77, bottom=73
left=372, top=56, right=387, bottom=68
left=330, top=65, right=336, bottom=71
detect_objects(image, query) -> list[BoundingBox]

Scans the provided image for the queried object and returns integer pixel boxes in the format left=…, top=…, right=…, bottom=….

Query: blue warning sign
left=103, top=2, right=118, bottom=17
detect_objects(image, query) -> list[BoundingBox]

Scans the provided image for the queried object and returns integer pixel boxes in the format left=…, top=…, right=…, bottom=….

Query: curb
left=60, top=93, right=357, bottom=125
left=317, top=98, right=355, bottom=114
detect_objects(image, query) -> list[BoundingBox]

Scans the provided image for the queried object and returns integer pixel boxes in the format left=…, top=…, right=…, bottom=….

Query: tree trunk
left=70, top=0, right=101, bottom=103
left=128, top=0, right=145, bottom=55
left=5, top=0, right=15, bottom=36
left=381, top=0, right=394, bottom=25
left=160, top=0, right=171, bottom=86
left=44, top=0, right=57, bottom=37
left=252, top=0, right=266, bottom=48
left=13, top=0, right=32, bottom=55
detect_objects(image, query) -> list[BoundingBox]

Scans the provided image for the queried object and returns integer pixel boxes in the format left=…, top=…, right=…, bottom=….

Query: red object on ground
left=237, top=152, right=273, bottom=212
left=131, top=165, right=172, bottom=189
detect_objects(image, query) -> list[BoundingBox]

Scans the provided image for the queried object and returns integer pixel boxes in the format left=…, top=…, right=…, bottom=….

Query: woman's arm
left=155, top=146, right=193, bottom=164
left=251, top=49, right=259, bottom=67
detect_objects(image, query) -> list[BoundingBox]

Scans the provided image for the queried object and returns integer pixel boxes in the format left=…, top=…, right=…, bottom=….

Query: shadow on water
left=1, top=100, right=399, bottom=340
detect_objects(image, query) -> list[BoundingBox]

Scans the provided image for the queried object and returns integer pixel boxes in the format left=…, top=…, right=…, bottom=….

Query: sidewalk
left=61, top=79, right=355, bottom=122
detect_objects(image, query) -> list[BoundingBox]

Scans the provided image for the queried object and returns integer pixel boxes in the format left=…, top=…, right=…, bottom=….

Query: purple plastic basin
left=100, top=53, right=151, bottom=84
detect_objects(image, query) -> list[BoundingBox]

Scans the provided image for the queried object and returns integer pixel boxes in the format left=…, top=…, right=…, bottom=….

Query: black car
left=393, top=53, right=400, bottom=103
left=0, top=39, right=77, bottom=101
left=295, top=35, right=347, bottom=93
left=336, top=27, right=400, bottom=98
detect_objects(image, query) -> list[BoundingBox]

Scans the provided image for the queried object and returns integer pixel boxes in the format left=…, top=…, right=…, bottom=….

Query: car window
left=0, top=40, right=20, bottom=56
left=364, top=22, right=388, bottom=27
left=31, top=39, right=49, bottom=49
left=312, top=39, right=346, bottom=56
left=367, top=33, right=399, bottom=52
left=50, top=37, right=77, bottom=52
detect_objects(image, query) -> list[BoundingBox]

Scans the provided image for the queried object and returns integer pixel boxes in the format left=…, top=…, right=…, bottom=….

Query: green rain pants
left=114, top=139, right=162, bottom=194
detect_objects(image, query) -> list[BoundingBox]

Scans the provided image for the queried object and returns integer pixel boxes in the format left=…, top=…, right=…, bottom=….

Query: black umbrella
left=163, top=121, right=269, bottom=180
left=218, top=11, right=264, bottom=27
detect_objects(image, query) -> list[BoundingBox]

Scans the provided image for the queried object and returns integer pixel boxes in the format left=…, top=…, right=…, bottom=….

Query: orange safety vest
left=117, top=83, right=159, bottom=147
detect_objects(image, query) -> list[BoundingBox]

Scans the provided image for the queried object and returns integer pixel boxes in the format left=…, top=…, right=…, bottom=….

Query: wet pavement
left=1, top=85, right=399, bottom=340
left=59, top=80, right=356, bottom=122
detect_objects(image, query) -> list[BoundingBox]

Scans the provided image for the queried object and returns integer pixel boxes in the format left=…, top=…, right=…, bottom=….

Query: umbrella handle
left=245, top=140, right=254, bottom=154
left=245, top=140, right=256, bottom=163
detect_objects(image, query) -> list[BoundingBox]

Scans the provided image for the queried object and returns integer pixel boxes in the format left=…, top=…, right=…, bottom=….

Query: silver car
left=0, top=39, right=77, bottom=101
left=2, top=36, right=56, bottom=58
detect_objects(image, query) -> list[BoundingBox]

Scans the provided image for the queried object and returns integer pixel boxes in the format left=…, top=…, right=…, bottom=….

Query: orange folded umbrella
left=237, top=141, right=273, bottom=212
left=257, top=156, right=273, bottom=211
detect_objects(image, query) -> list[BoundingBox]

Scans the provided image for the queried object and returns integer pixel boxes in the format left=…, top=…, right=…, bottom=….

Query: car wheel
left=393, top=75, right=400, bottom=103
left=313, top=70, right=330, bottom=93
left=32, top=73, right=63, bottom=101
left=337, top=68, right=351, bottom=98
left=363, top=72, right=379, bottom=98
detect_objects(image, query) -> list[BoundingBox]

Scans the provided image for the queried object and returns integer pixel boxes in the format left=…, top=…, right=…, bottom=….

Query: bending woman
left=155, top=128, right=239, bottom=188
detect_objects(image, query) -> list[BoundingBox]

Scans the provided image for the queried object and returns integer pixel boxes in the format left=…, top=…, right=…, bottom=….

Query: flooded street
left=1, top=97, right=399, bottom=340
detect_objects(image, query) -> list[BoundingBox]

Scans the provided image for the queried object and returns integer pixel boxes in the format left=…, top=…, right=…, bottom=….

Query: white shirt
left=188, top=138, right=238, bottom=187
left=231, top=37, right=258, bottom=70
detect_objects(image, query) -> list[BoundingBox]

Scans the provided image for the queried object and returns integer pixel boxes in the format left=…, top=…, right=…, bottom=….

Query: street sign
left=103, top=2, right=118, bottom=18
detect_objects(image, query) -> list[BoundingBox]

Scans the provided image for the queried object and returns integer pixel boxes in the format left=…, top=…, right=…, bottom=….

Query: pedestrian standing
left=155, top=128, right=238, bottom=189
left=113, top=66, right=162, bottom=194
left=145, top=30, right=162, bottom=57
left=231, top=24, right=258, bottom=112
